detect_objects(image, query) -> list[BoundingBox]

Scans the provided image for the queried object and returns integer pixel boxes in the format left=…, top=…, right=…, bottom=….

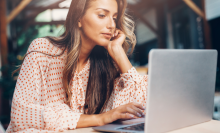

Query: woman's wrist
left=111, top=46, right=132, bottom=73
left=96, top=113, right=105, bottom=126
left=111, top=46, right=124, bottom=60
left=76, top=114, right=104, bottom=128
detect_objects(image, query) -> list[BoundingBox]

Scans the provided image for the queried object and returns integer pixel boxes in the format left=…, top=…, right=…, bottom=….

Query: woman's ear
left=78, top=19, right=82, bottom=28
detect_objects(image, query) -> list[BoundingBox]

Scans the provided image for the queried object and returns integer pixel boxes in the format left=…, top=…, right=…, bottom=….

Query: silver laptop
left=93, top=49, right=217, bottom=133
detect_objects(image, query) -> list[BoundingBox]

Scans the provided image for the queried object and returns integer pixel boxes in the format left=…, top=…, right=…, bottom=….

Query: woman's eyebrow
left=96, top=8, right=118, bottom=15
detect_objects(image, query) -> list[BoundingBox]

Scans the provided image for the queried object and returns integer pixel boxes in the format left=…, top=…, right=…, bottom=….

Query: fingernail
left=129, top=114, right=134, bottom=118
left=137, top=113, right=141, bottom=117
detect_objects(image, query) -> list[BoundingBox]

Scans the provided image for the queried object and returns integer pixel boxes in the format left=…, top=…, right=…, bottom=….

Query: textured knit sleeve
left=104, top=67, right=148, bottom=113
left=6, top=38, right=81, bottom=133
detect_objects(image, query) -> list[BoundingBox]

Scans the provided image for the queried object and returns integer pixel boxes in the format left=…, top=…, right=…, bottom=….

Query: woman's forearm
left=112, top=46, right=132, bottom=73
left=76, top=114, right=102, bottom=128
left=76, top=102, right=145, bottom=129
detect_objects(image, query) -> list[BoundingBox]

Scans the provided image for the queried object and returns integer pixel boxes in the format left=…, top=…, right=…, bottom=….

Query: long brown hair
left=15, top=0, right=136, bottom=114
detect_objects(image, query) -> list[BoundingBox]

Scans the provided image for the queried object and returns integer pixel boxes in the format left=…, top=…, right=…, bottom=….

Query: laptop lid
left=145, top=49, right=217, bottom=133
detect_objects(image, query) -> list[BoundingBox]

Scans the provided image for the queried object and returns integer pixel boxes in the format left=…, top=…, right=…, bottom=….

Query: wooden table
left=63, top=120, right=220, bottom=133
left=168, top=120, right=220, bottom=133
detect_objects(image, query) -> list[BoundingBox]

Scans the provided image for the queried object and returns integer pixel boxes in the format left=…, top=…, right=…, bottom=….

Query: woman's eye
left=99, top=14, right=105, bottom=18
left=113, top=18, right=117, bottom=22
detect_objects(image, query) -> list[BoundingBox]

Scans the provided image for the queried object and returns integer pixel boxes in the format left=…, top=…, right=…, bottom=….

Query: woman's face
left=79, top=0, right=118, bottom=47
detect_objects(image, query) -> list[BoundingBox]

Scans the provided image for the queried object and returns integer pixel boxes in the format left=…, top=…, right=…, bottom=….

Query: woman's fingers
left=100, top=102, right=146, bottom=125
left=132, top=102, right=145, bottom=110
left=114, top=28, right=124, bottom=37
left=131, top=105, right=145, bottom=117
left=125, top=106, right=142, bottom=117
left=119, top=103, right=145, bottom=117
left=119, top=113, right=135, bottom=119
left=114, top=29, right=119, bottom=37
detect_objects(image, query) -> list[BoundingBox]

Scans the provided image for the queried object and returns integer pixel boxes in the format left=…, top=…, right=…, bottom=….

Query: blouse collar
left=75, top=59, right=90, bottom=76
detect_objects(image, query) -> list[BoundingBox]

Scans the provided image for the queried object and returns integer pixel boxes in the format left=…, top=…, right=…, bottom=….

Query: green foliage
left=0, top=65, right=17, bottom=99
left=37, top=25, right=65, bottom=38
left=0, top=53, right=19, bottom=125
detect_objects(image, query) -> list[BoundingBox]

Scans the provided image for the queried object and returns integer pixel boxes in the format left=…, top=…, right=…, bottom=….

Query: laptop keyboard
left=118, top=123, right=144, bottom=131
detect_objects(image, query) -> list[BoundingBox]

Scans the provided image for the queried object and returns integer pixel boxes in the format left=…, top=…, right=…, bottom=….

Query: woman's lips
left=102, top=33, right=112, bottom=39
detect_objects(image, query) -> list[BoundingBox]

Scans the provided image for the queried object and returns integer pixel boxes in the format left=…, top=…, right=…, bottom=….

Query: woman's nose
left=107, top=17, right=116, bottom=29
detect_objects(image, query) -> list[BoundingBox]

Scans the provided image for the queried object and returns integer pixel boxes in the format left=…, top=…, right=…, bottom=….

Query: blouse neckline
left=75, top=59, right=90, bottom=76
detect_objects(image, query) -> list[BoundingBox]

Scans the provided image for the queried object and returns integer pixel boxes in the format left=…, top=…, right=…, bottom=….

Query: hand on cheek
left=105, top=29, right=132, bottom=74
left=111, top=29, right=122, bottom=43
left=110, top=29, right=125, bottom=48
left=105, top=29, right=126, bottom=60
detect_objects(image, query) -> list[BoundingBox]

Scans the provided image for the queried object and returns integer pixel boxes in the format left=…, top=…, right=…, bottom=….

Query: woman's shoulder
left=27, top=37, right=64, bottom=57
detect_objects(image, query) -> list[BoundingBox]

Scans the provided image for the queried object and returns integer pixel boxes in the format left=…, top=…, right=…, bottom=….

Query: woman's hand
left=76, top=102, right=145, bottom=128
left=98, top=102, right=145, bottom=126
left=104, top=29, right=126, bottom=60
left=104, top=29, right=132, bottom=73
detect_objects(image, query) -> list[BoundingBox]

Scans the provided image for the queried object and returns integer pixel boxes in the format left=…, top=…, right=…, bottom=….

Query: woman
left=6, top=0, right=148, bottom=132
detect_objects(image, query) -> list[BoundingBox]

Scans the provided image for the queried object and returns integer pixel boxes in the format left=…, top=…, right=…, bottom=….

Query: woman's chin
left=96, top=39, right=110, bottom=47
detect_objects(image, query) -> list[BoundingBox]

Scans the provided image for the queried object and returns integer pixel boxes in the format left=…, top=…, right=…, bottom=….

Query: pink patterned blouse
left=6, top=38, right=148, bottom=133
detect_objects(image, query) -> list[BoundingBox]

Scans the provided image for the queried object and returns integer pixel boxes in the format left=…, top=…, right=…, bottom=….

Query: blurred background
left=0, top=0, right=220, bottom=130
